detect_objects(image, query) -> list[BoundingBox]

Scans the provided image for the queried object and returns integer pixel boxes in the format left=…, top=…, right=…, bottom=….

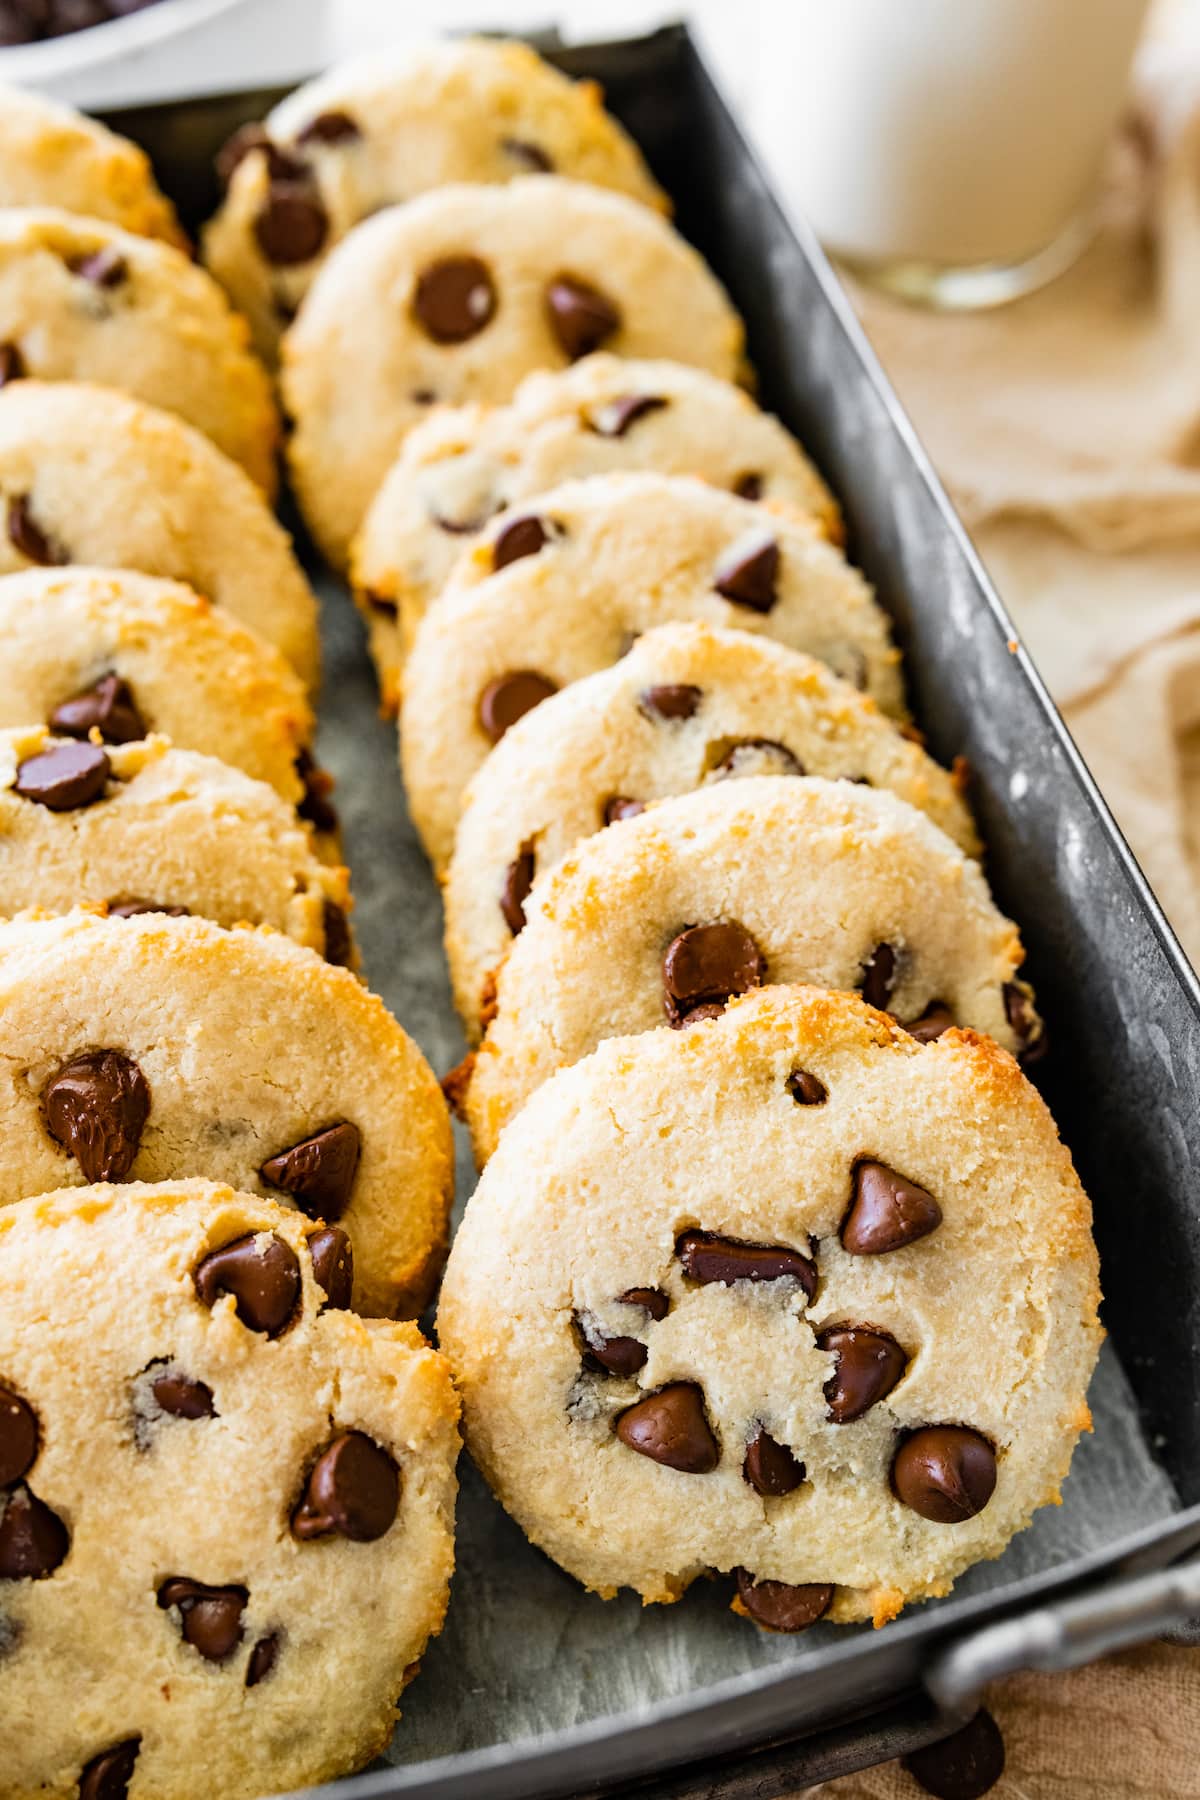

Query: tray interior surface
left=104, top=25, right=1200, bottom=1798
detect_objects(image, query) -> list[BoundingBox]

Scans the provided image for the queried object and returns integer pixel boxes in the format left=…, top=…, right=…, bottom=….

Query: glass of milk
left=754, top=0, right=1152, bottom=308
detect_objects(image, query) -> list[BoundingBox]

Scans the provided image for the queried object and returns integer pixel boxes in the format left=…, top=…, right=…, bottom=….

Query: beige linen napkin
left=810, top=24, right=1200, bottom=1799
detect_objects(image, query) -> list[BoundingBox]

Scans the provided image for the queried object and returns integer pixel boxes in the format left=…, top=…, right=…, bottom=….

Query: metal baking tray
left=102, top=23, right=1200, bottom=1799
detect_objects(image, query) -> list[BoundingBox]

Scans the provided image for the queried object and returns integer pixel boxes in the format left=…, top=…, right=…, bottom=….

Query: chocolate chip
left=545, top=275, right=620, bottom=359
left=158, top=1577, right=247, bottom=1661
left=478, top=670, right=557, bottom=743
left=639, top=684, right=701, bottom=722
left=818, top=1325, right=907, bottom=1422
left=743, top=1427, right=805, bottom=1496
left=0, top=1386, right=38, bottom=1485
left=581, top=1324, right=647, bottom=1378
left=296, top=109, right=360, bottom=145
left=676, top=1229, right=817, bottom=1299
left=413, top=255, right=497, bottom=343
left=7, top=493, right=63, bottom=565
left=586, top=393, right=667, bottom=438
left=500, top=841, right=536, bottom=935
left=79, top=1740, right=140, bottom=1800
left=615, top=1383, right=718, bottom=1473
left=0, top=342, right=24, bottom=386
left=261, top=1122, right=360, bottom=1221
left=901, top=1709, right=1006, bottom=1800
left=194, top=1233, right=301, bottom=1338
left=734, top=1569, right=833, bottom=1632
left=618, top=1286, right=670, bottom=1319
left=492, top=513, right=552, bottom=570
left=733, top=472, right=763, bottom=501
left=0, top=1486, right=68, bottom=1579
left=216, top=123, right=303, bottom=187
left=292, top=1430, right=399, bottom=1541
left=841, top=1159, right=942, bottom=1256
left=49, top=672, right=146, bottom=744
left=107, top=898, right=190, bottom=920
left=604, top=796, right=645, bottom=825
left=714, top=530, right=779, bottom=612
left=254, top=179, right=328, bottom=267
left=905, top=1003, right=955, bottom=1044
left=502, top=137, right=553, bottom=171
left=662, top=921, right=765, bottom=1026
left=246, top=1632, right=280, bottom=1688
left=295, top=748, right=338, bottom=836
left=151, top=1367, right=215, bottom=1421
left=42, top=1049, right=149, bottom=1181
left=68, top=246, right=126, bottom=288
left=322, top=900, right=352, bottom=968
left=893, top=1426, right=997, bottom=1523
left=708, top=736, right=803, bottom=778
left=787, top=1069, right=827, bottom=1105
left=15, top=740, right=109, bottom=810
left=859, top=941, right=896, bottom=1011
left=1003, top=981, right=1046, bottom=1063
left=308, top=1226, right=353, bottom=1308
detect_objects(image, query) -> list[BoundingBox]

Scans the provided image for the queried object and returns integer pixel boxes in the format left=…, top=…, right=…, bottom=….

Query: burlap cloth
left=807, top=19, right=1200, bottom=1800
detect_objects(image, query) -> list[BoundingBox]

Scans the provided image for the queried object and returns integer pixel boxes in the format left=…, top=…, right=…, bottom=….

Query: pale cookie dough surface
left=439, top=986, right=1102, bottom=1622
left=0, top=83, right=184, bottom=247
left=445, top=624, right=977, bottom=1040
left=0, top=568, right=314, bottom=810
left=0, top=912, right=453, bottom=1316
left=0, top=728, right=354, bottom=965
left=282, top=180, right=746, bottom=568
left=351, top=354, right=841, bottom=700
left=0, top=209, right=278, bottom=493
left=0, top=1178, right=459, bottom=1800
left=401, top=472, right=904, bottom=872
left=0, top=383, right=319, bottom=687
left=204, top=36, right=667, bottom=364
left=464, top=777, right=1038, bottom=1161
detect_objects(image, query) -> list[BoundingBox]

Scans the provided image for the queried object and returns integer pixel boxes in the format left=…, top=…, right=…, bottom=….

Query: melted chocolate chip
left=42, top=1049, right=150, bottom=1182
left=158, top=1577, right=247, bottom=1661
left=677, top=1229, right=817, bottom=1299
left=492, top=512, right=553, bottom=570
left=502, top=138, right=553, bottom=171
left=69, top=247, right=126, bottom=288
left=1003, top=981, right=1046, bottom=1063
left=708, top=736, right=803, bottom=779
left=413, top=256, right=497, bottom=343
left=618, top=1286, right=670, bottom=1319
left=733, top=472, right=763, bottom=501
left=714, top=530, right=779, bottom=612
left=477, top=670, right=557, bottom=742
left=604, top=795, right=645, bottom=825
left=322, top=899, right=352, bottom=968
left=734, top=1569, right=833, bottom=1632
left=615, top=1383, right=719, bottom=1473
left=581, top=1324, right=647, bottom=1378
left=193, top=1233, right=301, bottom=1338
left=295, top=748, right=338, bottom=836
left=639, top=684, right=701, bottom=722
left=892, top=1426, right=997, bottom=1523
left=901, top=1709, right=1006, bottom=1800
left=216, top=124, right=302, bottom=187
left=49, top=672, right=146, bottom=745
left=818, top=1325, right=907, bottom=1422
left=859, top=942, right=897, bottom=1011
left=308, top=1226, right=353, bottom=1309
left=15, top=740, right=110, bottom=810
left=0, top=1386, right=38, bottom=1485
left=500, top=841, right=536, bottom=935
left=787, top=1069, right=827, bottom=1105
left=841, top=1160, right=943, bottom=1256
left=905, top=1003, right=955, bottom=1044
left=292, top=1431, right=400, bottom=1541
left=151, top=1367, right=215, bottom=1421
left=662, top=921, right=765, bottom=1026
left=7, top=493, right=64, bottom=565
left=296, top=109, right=361, bottom=145
left=545, top=275, right=620, bottom=359
left=254, top=168, right=328, bottom=266
left=107, top=898, right=190, bottom=920
left=246, top=1632, right=280, bottom=1688
left=587, top=393, right=667, bottom=438
left=261, top=1122, right=360, bottom=1221
left=743, top=1427, right=805, bottom=1496
left=0, top=342, right=24, bottom=386
left=0, top=1486, right=69, bottom=1579
left=79, top=1740, right=140, bottom=1800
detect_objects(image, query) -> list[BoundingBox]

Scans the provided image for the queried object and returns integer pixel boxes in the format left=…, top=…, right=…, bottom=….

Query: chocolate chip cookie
left=0, top=382, right=319, bottom=687
left=445, top=623, right=976, bottom=1040
left=400, top=472, right=904, bottom=871
left=351, top=354, right=841, bottom=705
left=0, top=208, right=278, bottom=493
left=281, top=179, right=746, bottom=568
left=0, top=81, right=184, bottom=247
left=0, top=727, right=355, bottom=965
left=204, top=36, right=666, bottom=365
left=462, top=776, right=1040, bottom=1161
left=439, top=984, right=1100, bottom=1625
left=0, top=1177, right=459, bottom=1798
left=0, top=911, right=452, bottom=1315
